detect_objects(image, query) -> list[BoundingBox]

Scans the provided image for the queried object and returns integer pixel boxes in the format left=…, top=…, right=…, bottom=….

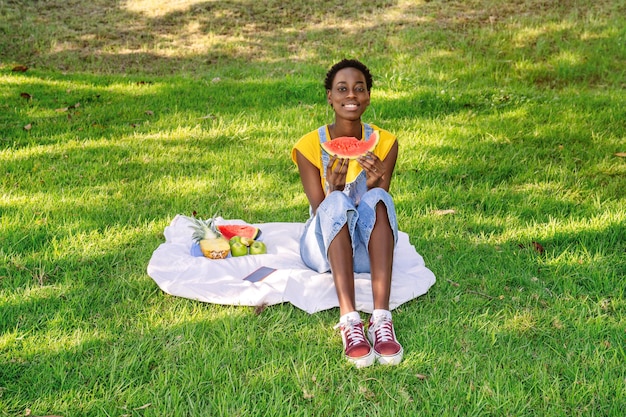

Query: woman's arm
left=295, top=150, right=326, bottom=214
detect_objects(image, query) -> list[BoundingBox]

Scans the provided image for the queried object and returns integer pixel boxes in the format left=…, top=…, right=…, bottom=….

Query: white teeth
left=344, top=104, right=358, bottom=109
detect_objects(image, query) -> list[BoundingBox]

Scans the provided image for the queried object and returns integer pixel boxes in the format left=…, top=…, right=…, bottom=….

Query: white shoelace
left=335, top=320, right=367, bottom=347
left=370, top=317, right=394, bottom=343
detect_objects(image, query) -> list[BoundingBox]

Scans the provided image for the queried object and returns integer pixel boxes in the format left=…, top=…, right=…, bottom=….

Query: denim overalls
left=299, top=123, right=399, bottom=274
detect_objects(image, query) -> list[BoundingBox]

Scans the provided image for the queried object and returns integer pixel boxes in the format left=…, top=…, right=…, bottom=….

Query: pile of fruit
left=228, top=236, right=266, bottom=257
left=186, top=216, right=266, bottom=259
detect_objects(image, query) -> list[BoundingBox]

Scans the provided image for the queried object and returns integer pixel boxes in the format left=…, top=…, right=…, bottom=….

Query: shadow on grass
left=1, top=69, right=624, bottom=273
left=1, top=0, right=624, bottom=90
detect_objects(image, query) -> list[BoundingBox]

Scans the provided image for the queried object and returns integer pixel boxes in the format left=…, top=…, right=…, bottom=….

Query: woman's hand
left=357, top=152, right=384, bottom=189
left=326, top=155, right=349, bottom=192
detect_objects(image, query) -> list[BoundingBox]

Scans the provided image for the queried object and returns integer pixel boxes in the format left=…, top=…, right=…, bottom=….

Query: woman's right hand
left=326, top=155, right=348, bottom=192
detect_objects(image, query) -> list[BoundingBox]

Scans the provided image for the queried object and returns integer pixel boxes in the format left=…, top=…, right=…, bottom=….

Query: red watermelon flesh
left=217, top=224, right=260, bottom=240
left=321, top=130, right=380, bottom=159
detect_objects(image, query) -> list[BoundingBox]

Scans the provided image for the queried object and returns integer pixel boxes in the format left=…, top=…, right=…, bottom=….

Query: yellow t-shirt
left=291, top=123, right=396, bottom=192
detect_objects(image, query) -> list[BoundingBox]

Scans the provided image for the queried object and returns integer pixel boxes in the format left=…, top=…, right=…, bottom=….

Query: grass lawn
left=1, top=0, right=625, bottom=415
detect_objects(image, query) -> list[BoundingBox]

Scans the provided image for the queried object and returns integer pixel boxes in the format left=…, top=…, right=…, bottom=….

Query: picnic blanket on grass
left=147, top=215, right=436, bottom=314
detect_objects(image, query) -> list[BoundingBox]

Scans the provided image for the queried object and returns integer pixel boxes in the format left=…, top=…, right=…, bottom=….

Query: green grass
left=1, top=0, right=625, bottom=415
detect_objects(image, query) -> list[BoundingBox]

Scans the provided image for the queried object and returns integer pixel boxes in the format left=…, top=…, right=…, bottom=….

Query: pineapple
left=187, top=216, right=231, bottom=259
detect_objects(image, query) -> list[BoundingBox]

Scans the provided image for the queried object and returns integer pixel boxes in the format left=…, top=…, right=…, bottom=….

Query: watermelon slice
left=321, top=130, right=380, bottom=159
left=217, top=224, right=261, bottom=240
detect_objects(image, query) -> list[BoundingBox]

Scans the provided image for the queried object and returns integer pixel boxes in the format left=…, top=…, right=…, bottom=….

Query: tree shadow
left=1, top=0, right=624, bottom=89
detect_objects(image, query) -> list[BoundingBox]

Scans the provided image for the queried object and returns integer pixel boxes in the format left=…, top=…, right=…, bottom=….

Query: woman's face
left=327, top=67, right=370, bottom=121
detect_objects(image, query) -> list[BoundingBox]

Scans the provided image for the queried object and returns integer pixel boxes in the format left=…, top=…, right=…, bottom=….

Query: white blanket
left=147, top=215, right=436, bottom=314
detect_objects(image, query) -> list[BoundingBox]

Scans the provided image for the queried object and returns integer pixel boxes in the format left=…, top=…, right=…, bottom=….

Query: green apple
left=229, top=236, right=242, bottom=245
left=230, top=241, right=248, bottom=257
left=240, top=237, right=255, bottom=246
left=249, top=240, right=267, bottom=255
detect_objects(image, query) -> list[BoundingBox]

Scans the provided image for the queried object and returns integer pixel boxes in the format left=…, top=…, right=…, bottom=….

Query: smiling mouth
left=343, top=103, right=359, bottom=110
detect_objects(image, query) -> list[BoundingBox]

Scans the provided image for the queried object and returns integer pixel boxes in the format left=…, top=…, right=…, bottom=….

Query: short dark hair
left=324, top=59, right=373, bottom=92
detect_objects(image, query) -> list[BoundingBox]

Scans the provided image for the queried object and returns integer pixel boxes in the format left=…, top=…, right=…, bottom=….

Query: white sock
left=340, top=311, right=361, bottom=324
left=372, top=309, right=392, bottom=321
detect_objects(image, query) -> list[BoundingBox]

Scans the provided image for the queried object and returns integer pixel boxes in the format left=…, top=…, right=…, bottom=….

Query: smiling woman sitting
left=291, top=59, right=404, bottom=368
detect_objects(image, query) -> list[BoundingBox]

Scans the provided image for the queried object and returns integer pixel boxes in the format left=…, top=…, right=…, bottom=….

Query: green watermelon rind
left=321, top=131, right=380, bottom=159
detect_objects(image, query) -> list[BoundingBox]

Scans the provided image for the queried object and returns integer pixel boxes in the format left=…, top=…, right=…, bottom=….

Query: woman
left=291, top=59, right=403, bottom=367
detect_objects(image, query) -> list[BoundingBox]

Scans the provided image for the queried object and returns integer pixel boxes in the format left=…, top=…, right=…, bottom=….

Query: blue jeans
left=299, top=188, right=398, bottom=274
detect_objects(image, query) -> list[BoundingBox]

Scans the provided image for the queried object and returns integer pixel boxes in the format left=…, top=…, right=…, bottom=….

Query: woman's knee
left=358, top=188, right=394, bottom=216
left=358, top=188, right=398, bottom=244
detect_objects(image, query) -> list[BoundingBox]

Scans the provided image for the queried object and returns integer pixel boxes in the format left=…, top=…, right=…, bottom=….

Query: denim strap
left=318, top=125, right=331, bottom=194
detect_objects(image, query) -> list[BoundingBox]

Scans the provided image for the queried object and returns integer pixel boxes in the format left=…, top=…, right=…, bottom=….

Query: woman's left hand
left=357, top=152, right=384, bottom=188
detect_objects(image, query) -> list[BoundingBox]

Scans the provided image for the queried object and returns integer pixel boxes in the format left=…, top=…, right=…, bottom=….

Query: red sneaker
left=334, top=319, right=375, bottom=368
left=368, top=316, right=403, bottom=365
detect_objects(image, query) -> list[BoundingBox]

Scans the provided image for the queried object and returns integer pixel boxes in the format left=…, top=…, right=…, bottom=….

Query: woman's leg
left=368, top=201, right=394, bottom=311
left=328, top=224, right=357, bottom=316
left=299, top=191, right=357, bottom=274
left=354, top=187, right=398, bottom=284
left=356, top=189, right=403, bottom=365
left=367, top=201, right=403, bottom=364
left=319, top=193, right=374, bottom=367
